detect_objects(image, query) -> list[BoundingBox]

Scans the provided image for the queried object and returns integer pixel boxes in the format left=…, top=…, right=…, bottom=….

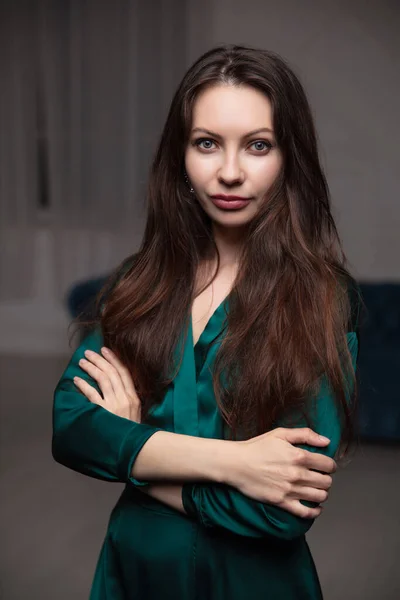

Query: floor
left=1, top=353, right=399, bottom=600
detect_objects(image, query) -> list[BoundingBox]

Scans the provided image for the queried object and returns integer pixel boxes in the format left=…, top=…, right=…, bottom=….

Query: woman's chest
left=191, top=276, right=233, bottom=346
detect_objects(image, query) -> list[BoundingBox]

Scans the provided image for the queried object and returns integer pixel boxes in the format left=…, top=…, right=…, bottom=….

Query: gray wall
left=1, top=1, right=398, bottom=354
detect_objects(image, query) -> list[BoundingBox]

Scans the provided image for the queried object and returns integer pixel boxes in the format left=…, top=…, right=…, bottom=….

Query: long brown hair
left=76, top=45, right=361, bottom=455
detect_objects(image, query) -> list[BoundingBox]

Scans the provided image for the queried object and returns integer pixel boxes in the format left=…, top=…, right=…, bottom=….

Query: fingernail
left=319, top=435, right=330, bottom=442
left=101, top=347, right=110, bottom=354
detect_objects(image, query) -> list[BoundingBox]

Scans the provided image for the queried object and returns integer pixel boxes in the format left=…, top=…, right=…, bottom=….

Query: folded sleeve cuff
left=181, top=482, right=197, bottom=517
left=182, top=482, right=214, bottom=527
left=118, top=424, right=162, bottom=487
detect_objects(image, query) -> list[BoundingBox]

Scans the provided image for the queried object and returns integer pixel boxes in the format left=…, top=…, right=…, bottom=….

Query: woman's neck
left=211, top=223, right=246, bottom=269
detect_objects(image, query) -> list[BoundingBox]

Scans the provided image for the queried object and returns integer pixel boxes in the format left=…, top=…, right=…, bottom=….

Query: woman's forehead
left=190, top=84, right=274, bottom=136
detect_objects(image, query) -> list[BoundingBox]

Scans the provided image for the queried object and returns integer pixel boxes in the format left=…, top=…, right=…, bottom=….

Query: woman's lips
left=210, top=195, right=252, bottom=210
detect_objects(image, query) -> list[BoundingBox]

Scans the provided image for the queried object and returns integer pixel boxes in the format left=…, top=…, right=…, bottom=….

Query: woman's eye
left=194, top=138, right=216, bottom=151
left=193, top=138, right=273, bottom=153
left=250, top=140, right=272, bottom=153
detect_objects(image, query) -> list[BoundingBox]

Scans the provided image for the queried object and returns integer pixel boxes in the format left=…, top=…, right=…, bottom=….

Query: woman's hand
left=73, top=347, right=142, bottom=422
left=229, top=428, right=336, bottom=519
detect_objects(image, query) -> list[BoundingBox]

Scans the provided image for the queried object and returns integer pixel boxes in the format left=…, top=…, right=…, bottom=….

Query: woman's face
left=185, top=84, right=282, bottom=230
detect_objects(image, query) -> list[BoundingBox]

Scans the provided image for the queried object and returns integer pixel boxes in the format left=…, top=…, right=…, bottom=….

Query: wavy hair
left=75, top=45, right=360, bottom=456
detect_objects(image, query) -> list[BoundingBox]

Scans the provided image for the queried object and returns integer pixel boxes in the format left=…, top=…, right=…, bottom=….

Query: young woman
left=52, top=45, right=360, bottom=599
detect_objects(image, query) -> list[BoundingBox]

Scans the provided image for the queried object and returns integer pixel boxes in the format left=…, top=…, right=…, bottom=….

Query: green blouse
left=52, top=298, right=358, bottom=600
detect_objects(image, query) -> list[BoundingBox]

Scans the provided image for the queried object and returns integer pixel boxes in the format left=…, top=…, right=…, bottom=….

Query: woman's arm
left=52, top=326, right=333, bottom=496
left=52, top=328, right=159, bottom=485
left=142, top=332, right=358, bottom=540
left=52, top=326, right=235, bottom=486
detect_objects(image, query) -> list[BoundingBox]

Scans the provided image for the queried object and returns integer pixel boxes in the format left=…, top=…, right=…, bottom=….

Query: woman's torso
left=90, top=269, right=323, bottom=599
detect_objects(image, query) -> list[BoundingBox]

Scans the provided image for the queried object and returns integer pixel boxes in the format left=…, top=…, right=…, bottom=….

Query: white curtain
left=0, top=0, right=187, bottom=302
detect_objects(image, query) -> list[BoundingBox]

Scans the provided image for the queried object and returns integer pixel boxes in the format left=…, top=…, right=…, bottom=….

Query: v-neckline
left=189, top=295, right=229, bottom=350
left=170, top=295, right=230, bottom=436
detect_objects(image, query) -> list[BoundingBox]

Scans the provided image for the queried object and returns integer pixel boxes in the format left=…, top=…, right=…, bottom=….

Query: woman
left=52, top=45, right=360, bottom=599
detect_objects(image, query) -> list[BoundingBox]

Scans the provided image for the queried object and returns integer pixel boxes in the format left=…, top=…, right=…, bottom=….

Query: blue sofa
left=66, top=278, right=400, bottom=442
left=356, top=284, right=400, bottom=441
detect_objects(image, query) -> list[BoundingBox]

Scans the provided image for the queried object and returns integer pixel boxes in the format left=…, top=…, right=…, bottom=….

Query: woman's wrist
left=207, top=439, right=241, bottom=484
left=215, top=440, right=244, bottom=487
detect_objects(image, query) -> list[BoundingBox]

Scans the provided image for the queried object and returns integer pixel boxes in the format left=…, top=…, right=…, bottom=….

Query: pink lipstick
left=210, top=194, right=252, bottom=210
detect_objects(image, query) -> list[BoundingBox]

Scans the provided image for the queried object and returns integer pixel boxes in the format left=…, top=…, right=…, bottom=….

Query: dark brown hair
left=75, top=45, right=361, bottom=456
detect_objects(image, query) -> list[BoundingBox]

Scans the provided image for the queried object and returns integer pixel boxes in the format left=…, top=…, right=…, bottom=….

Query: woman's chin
left=208, top=208, right=257, bottom=229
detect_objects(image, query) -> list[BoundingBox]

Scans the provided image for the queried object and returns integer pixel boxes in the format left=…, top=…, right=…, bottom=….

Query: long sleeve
left=182, top=331, right=359, bottom=540
left=52, top=326, right=162, bottom=485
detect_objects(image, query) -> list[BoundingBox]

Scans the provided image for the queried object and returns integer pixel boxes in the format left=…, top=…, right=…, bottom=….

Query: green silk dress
left=52, top=298, right=358, bottom=600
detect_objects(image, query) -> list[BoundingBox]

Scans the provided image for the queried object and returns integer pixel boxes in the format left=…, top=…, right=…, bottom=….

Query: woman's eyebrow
left=191, top=127, right=274, bottom=138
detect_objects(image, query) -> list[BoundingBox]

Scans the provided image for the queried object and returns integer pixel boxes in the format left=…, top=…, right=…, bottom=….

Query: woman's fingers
left=300, top=448, right=337, bottom=474
left=280, top=499, right=323, bottom=520
left=77, top=349, right=141, bottom=422
left=288, top=486, right=329, bottom=504
left=276, top=427, right=330, bottom=448
left=80, top=351, right=125, bottom=398
left=299, top=470, right=333, bottom=491
left=73, top=376, right=105, bottom=406
left=100, top=347, right=137, bottom=396
left=78, top=358, right=115, bottom=398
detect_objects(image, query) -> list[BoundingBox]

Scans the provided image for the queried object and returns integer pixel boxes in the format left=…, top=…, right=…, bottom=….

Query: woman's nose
left=217, top=154, right=244, bottom=186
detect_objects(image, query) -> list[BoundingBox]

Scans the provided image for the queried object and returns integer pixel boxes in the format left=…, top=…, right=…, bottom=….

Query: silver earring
left=184, top=172, right=195, bottom=194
